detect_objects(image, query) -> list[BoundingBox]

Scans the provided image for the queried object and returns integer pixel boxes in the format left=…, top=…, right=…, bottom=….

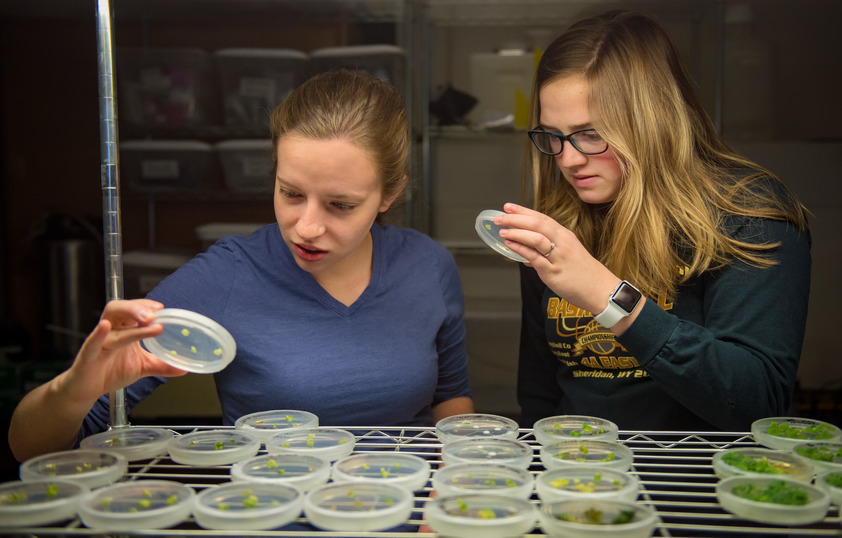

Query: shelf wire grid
left=3, top=426, right=841, bottom=536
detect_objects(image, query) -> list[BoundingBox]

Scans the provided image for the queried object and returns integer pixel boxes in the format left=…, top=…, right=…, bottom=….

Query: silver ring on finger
left=543, top=242, right=555, bottom=257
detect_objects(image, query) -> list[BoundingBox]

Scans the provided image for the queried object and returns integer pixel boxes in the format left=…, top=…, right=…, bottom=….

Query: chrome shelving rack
left=3, top=427, right=841, bottom=536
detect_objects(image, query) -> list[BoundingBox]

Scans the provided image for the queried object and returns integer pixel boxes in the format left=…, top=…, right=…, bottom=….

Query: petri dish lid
left=19, top=449, right=127, bottom=489
left=712, top=447, right=813, bottom=482
left=751, top=417, right=842, bottom=451
left=538, top=498, right=657, bottom=538
left=475, top=209, right=528, bottom=263
left=432, top=462, right=534, bottom=500
left=230, top=453, right=330, bottom=491
left=436, top=413, right=520, bottom=445
left=0, top=479, right=89, bottom=528
left=441, top=438, right=534, bottom=470
left=715, top=475, right=830, bottom=526
left=265, top=428, right=355, bottom=462
left=142, top=308, right=236, bottom=374
left=80, top=427, right=175, bottom=461
left=535, top=466, right=640, bottom=503
left=193, top=481, right=304, bottom=531
left=167, top=429, right=260, bottom=466
left=78, top=479, right=195, bottom=531
left=234, top=409, right=319, bottom=442
left=814, top=470, right=842, bottom=507
left=539, top=440, right=634, bottom=472
left=791, top=442, right=842, bottom=473
left=533, top=415, right=619, bottom=446
left=304, top=481, right=412, bottom=532
left=331, top=453, right=431, bottom=492
left=424, top=493, right=538, bottom=538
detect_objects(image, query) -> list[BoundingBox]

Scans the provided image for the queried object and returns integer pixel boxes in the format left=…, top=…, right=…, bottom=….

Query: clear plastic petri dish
left=791, top=442, right=842, bottom=473
left=0, top=479, right=89, bottom=527
left=535, top=466, right=640, bottom=503
left=265, top=428, right=355, bottom=462
left=19, top=449, right=128, bottom=489
left=441, top=438, right=534, bottom=470
left=814, top=470, right=842, bottom=507
left=712, top=447, right=813, bottom=482
left=533, top=415, right=619, bottom=446
left=192, top=481, right=304, bottom=531
left=751, top=417, right=842, bottom=451
left=436, top=413, right=520, bottom=445
left=540, top=440, right=633, bottom=472
left=424, top=493, right=538, bottom=538
left=230, top=453, right=330, bottom=492
left=538, top=498, right=657, bottom=538
left=433, top=462, right=534, bottom=500
left=304, top=481, right=412, bottom=532
left=167, top=429, right=260, bottom=466
left=475, top=209, right=528, bottom=262
left=715, top=475, right=830, bottom=526
left=234, top=409, right=318, bottom=443
left=142, top=308, right=236, bottom=373
left=80, top=426, right=175, bottom=461
left=331, top=453, right=431, bottom=492
left=77, top=479, right=195, bottom=531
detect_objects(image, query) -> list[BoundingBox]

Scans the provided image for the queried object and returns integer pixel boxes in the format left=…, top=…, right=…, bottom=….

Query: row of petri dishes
left=1, top=410, right=841, bottom=536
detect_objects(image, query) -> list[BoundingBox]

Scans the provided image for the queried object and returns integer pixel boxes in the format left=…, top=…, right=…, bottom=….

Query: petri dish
left=715, top=475, right=830, bottom=525
left=791, top=442, right=842, bottom=473
left=77, top=479, right=195, bottom=531
left=234, top=409, right=318, bottom=443
left=424, top=493, right=538, bottom=538
left=230, top=453, right=330, bottom=492
left=19, top=449, right=127, bottom=489
left=0, top=479, right=89, bottom=527
left=535, top=466, right=640, bottom=503
left=265, top=428, right=355, bottom=462
left=441, top=438, right=534, bottom=470
left=712, top=447, right=813, bottom=482
left=540, top=440, right=634, bottom=472
left=141, top=308, right=236, bottom=373
left=538, top=498, right=657, bottom=538
left=167, top=429, right=260, bottom=466
left=751, top=417, right=842, bottom=451
left=193, top=481, right=303, bottom=531
left=331, top=453, right=431, bottom=492
left=533, top=415, right=619, bottom=446
left=436, top=413, right=520, bottom=445
left=475, top=209, right=528, bottom=263
left=80, top=426, right=175, bottom=461
left=432, top=463, right=534, bottom=500
left=814, top=470, right=842, bottom=507
left=304, top=482, right=412, bottom=532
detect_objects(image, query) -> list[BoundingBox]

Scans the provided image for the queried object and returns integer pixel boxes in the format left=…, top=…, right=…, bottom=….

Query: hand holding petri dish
left=475, top=210, right=528, bottom=262
left=141, top=308, right=236, bottom=374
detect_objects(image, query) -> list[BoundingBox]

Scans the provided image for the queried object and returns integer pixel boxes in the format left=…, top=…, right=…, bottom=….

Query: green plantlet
left=46, top=484, right=59, bottom=497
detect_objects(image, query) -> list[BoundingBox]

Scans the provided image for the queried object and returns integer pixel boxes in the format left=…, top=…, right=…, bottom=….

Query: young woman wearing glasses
left=494, top=10, right=810, bottom=431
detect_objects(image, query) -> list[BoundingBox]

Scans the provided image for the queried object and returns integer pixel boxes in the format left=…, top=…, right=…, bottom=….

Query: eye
left=279, top=187, right=301, bottom=199
left=331, top=202, right=356, bottom=212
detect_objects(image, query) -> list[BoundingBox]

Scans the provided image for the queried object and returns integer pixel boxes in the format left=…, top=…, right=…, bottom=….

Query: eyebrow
left=275, top=177, right=363, bottom=201
left=538, top=122, right=593, bottom=133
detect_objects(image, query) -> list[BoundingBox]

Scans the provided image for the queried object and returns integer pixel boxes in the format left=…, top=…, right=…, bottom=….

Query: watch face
left=612, top=282, right=642, bottom=313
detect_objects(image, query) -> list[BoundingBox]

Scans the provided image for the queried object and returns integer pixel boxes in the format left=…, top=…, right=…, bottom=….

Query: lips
left=294, top=243, right=327, bottom=262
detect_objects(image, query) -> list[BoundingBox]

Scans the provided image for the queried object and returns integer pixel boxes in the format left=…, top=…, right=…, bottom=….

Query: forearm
left=432, top=397, right=474, bottom=423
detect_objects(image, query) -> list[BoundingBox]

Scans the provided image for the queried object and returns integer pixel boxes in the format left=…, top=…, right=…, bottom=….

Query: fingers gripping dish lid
left=142, top=308, right=236, bottom=373
left=475, top=210, right=528, bottom=262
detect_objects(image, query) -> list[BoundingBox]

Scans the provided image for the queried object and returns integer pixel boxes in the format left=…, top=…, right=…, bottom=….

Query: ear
left=379, top=175, right=408, bottom=213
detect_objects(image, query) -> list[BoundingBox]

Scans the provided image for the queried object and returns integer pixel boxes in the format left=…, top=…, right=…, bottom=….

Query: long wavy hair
left=524, top=10, right=808, bottom=301
left=270, top=69, right=409, bottom=209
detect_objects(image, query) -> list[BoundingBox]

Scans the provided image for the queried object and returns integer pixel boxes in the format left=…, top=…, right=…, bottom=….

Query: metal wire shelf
left=3, top=426, right=841, bottom=536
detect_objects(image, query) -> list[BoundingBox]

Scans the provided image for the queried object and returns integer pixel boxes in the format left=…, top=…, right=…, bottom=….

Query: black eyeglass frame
left=527, top=128, right=609, bottom=156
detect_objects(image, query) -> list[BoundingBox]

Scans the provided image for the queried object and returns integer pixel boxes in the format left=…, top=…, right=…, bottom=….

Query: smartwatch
left=594, top=280, right=642, bottom=329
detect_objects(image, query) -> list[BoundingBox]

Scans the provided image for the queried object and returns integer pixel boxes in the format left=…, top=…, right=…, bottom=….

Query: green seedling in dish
left=457, top=497, right=468, bottom=511
left=214, top=441, right=225, bottom=450
left=213, top=348, right=222, bottom=356
left=137, top=499, right=151, bottom=509
left=731, top=480, right=808, bottom=505
left=46, top=484, right=59, bottom=497
left=266, top=459, right=277, bottom=469
left=285, top=415, right=294, bottom=422
left=766, top=421, right=836, bottom=440
left=100, top=497, right=111, bottom=508
left=190, top=346, right=197, bottom=353
left=242, top=494, right=259, bottom=508
left=217, top=502, right=229, bottom=510
left=477, top=509, right=496, bottom=519
left=181, top=328, right=190, bottom=336
left=795, top=445, right=842, bottom=462
left=722, top=452, right=788, bottom=474
left=166, top=495, right=177, bottom=505
left=380, top=468, right=390, bottom=478
left=824, top=472, right=842, bottom=488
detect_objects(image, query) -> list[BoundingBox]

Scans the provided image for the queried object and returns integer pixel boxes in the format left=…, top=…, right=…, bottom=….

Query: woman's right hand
left=58, top=299, right=188, bottom=408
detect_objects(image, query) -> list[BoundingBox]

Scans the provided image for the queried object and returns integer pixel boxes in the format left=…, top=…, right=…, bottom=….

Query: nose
left=295, top=202, right=326, bottom=240
left=556, top=139, right=587, bottom=168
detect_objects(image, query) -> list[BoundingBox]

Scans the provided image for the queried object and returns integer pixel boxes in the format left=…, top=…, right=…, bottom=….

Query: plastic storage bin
left=117, top=48, right=216, bottom=131
left=309, top=45, right=405, bottom=94
left=213, top=48, right=308, bottom=132
left=121, top=140, right=217, bottom=192
left=215, top=139, right=274, bottom=193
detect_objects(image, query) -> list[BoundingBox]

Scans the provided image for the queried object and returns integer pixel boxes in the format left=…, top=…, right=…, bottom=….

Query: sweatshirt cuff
left=616, top=298, right=678, bottom=367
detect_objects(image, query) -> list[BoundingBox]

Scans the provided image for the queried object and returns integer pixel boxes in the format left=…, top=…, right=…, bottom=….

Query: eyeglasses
left=528, top=128, right=609, bottom=156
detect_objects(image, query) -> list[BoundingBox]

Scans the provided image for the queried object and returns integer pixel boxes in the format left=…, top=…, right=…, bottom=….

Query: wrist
left=594, top=280, right=642, bottom=329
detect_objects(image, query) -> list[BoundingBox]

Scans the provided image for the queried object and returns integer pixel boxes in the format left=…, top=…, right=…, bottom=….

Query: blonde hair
left=270, top=69, right=409, bottom=206
left=525, top=10, right=808, bottom=301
